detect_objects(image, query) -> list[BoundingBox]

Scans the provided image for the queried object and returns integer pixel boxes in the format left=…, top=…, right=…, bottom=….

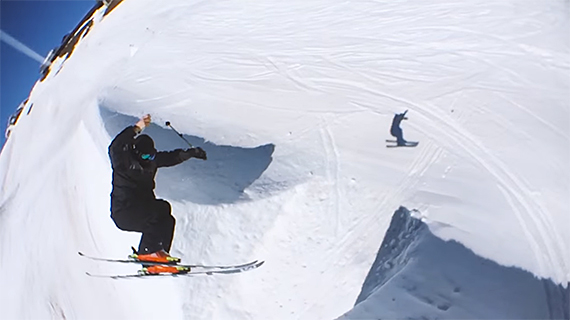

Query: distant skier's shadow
left=99, top=107, right=275, bottom=205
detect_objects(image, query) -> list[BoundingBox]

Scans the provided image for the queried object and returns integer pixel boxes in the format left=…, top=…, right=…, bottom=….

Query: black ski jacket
left=390, top=112, right=407, bottom=135
left=108, top=126, right=186, bottom=211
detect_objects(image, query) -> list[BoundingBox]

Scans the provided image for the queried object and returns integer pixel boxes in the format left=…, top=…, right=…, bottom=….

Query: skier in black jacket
left=390, top=110, right=408, bottom=146
left=108, top=114, right=207, bottom=263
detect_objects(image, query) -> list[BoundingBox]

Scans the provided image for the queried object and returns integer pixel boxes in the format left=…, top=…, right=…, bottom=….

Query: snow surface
left=339, top=207, right=569, bottom=319
left=0, top=0, right=568, bottom=319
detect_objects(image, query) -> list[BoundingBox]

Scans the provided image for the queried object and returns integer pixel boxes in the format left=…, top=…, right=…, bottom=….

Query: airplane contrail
left=0, top=29, right=46, bottom=64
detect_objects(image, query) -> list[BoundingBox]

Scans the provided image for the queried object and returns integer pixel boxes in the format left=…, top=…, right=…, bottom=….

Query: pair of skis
left=386, top=139, right=419, bottom=148
left=79, top=252, right=264, bottom=279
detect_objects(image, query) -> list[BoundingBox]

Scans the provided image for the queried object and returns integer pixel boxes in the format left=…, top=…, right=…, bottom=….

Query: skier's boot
left=139, top=265, right=190, bottom=275
left=129, top=247, right=181, bottom=264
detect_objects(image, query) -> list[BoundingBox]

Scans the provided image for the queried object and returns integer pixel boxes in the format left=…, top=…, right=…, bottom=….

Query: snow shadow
left=99, top=107, right=274, bottom=204
left=339, top=207, right=569, bottom=320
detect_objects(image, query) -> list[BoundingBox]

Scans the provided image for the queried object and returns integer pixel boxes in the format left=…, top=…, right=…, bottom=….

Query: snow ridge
left=354, top=206, right=426, bottom=305
left=340, top=207, right=570, bottom=320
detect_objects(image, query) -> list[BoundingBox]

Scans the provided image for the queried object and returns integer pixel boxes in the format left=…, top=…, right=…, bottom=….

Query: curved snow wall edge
left=97, top=105, right=276, bottom=205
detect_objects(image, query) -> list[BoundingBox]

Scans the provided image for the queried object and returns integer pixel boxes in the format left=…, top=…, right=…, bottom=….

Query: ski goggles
left=140, top=153, right=155, bottom=160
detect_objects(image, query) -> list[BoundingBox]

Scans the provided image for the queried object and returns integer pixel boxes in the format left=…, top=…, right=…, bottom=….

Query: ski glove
left=180, top=147, right=207, bottom=161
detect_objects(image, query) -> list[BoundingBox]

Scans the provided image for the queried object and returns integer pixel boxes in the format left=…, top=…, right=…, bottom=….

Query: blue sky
left=1, top=0, right=94, bottom=146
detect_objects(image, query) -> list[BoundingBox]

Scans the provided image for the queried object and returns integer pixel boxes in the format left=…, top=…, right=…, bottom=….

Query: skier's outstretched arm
left=155, top=147, right=207, bottom=168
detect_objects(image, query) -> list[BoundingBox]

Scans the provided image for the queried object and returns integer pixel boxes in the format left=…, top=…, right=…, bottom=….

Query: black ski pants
left=390, top=127, right=406, bottom=145
left=111, top=198, right=175, bottom=254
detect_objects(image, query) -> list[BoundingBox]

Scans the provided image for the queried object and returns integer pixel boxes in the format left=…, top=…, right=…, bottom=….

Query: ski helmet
left=134, top=134, right=156, bottom=158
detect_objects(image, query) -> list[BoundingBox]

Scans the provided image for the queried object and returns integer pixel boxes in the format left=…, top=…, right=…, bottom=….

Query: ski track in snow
left=319, top=118, right=343, bottom=235
left=409, top=103, right=568, bottom=278
left=495, top=92, right=568, bottom=141
left=332, top=139, right=445, bottom=276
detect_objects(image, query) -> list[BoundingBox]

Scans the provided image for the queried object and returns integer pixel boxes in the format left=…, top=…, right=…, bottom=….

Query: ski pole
left=165, top=121, right=193, bottom=147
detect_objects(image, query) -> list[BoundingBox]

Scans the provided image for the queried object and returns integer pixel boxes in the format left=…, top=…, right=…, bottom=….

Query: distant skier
left=108, top=114, right=207, bottom=263
left=390, top=110, right=408, bottom=146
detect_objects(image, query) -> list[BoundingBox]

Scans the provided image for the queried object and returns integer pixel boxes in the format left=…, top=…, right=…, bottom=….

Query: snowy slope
left=0, top=0, right=568, bottom=319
